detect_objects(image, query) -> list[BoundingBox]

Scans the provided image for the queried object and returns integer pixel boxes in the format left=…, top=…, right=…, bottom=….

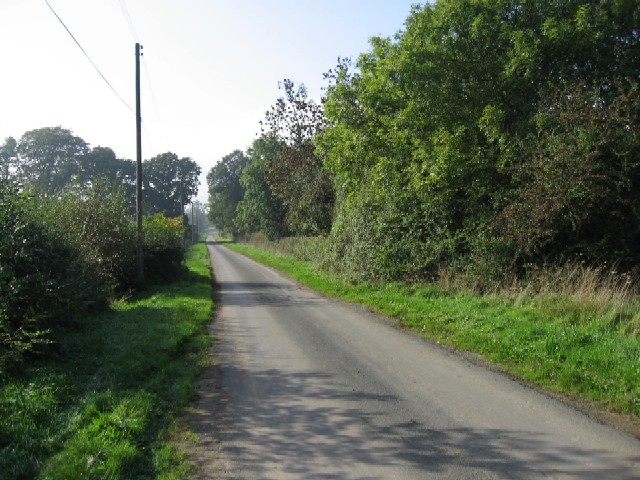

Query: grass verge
left=227, top=242, right=640, bottom=427
left=0, top=242, right=213, bottom=480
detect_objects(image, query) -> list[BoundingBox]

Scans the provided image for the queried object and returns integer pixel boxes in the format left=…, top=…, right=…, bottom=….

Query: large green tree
left=80, top=146, right=135, bottom=185
left=207, top=150, right=248, bottom=237
left=319, top=0, right=640, bottom=281
left=79, top=146, right=137, bottom=211
left=234, top=136, right=288, bottom=240
left=4, top=129, right=137, bottom=203
left=262, top=79, right=334, bottom=235
left=16, top=127, right=89, bottom=194
left=143, top=152, right=201, bottom=217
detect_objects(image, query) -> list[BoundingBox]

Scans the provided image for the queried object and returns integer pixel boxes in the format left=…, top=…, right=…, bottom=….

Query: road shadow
left=189, top=360, right=640, bottom=480
left=192, top=239, right=640, bottom=478
left=206, top=238, right=233, bottom=246
left=215, top=280, right=322, bottom=309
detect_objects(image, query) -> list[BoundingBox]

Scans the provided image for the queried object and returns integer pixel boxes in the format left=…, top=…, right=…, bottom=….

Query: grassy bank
left=0, top=242, right=213, bottom=480
left=227, top=242, right=640, bottom=427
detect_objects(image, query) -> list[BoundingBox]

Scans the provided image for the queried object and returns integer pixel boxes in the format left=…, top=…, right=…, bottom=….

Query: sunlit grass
left=227, top=242, right=640, bottom=422
left=0, top=242, right=213, bottom=480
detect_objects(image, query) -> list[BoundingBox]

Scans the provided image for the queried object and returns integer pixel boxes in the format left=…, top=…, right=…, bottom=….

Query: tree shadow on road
left=188, top=360, right=640, bottom=480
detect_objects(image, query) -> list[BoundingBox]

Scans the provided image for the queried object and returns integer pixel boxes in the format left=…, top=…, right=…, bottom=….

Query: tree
left=234, top=136, right=288, bottom=240
left=81, top=146, right=136, bottom=185
left=16, top=127, right=89, bottom=194
left=319, top=0, right=640, bottom=281
left=262, top=79, right=334, bottom=235
left=498, top=80, right=640, bottom=267
left=207, top=150, right=248, bottom=237
left=0, top=137, right=17, bottom=181
left=79, top=146, right=137, bottom=211
left=143, top=152, right=201, bottom=218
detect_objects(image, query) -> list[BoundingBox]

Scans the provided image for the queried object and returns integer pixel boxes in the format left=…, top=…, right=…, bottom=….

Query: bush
left=0, top=181, right=190, bottom=370
left=498, top=81, right=640, bottom=270
left=0, top=182, right=49, bottom=367
left=0, top=182, right=107, bottom=369
left=143, top=214, right=186, bottom=282
left=42, top=182, right=137, bottom=291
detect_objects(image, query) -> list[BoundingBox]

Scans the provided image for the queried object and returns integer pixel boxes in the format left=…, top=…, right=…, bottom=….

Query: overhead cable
left=115, top=0, right=161, bottom=151
left=118, top=0, right=139, bottom=43
left=44, top=0, right=135, bottom=115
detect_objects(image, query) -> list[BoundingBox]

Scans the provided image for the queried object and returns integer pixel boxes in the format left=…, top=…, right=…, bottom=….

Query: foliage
left=143, top=152, right=201, bottom=218
left=0, top=179, right=190, bottom=369
left=0, top=181, right=106, bottom=369
left=206, top=149, right=248, bottom=238
left=234, top=136, right=288, bottom=240
left=143, top=214, right=187, bottom=282
left=0, top=182, right=52, bottom=366
left=43, top=181, right=138, bottom=291
left=0, top=243, right=213, bottom=479
left=318, top=0, right=640, bottom=283
left=262, top=79, right=334, bottom=235
left=15, top=127, right=89, bottom=195
left=498, top=80, right=640, bottom=267
left=3, top=127, right=201, bottom=224
left=0, top=137, right=17, bottom=181
left=207, top=80, right=334, bottom=240
left=80, top=146, right=137, bottom=209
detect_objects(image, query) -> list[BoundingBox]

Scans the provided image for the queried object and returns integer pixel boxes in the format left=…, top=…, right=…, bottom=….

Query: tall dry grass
left=245, top=233, right=331, bottom=263
left=244, top=235, right=640, bottom=336
left=438, top=262, right=639, bottom=335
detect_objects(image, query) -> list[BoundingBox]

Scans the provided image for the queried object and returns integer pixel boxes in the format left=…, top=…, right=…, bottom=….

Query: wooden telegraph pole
left=135, top=43, right=144, bottom=285
left=191, top=202, right=195, bottom=244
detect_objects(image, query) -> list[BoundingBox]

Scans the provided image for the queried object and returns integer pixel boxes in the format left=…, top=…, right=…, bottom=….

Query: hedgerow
left=0, top=180, right=188, bottom=371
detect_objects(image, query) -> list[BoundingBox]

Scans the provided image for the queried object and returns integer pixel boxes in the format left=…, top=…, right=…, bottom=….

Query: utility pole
left=191, top=202, right=195, bottom=244
left=135, top=42, right=144, bottom=285
left=179, top=165, right=184, bottom=220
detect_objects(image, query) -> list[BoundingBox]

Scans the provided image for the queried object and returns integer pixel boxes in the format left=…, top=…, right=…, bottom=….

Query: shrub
left=497, top=81, right=640, bottom=270
left=143, top=214, right=186, bottom=282
left=0, top=181, right=190, bottom=370
left=42, top=181, right=137, bottom=291
left=0, top=182, right=106, bottom=369
left=0, top=182, right=49, bottom=367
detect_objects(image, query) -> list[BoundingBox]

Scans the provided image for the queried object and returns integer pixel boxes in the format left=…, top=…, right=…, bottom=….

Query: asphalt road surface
left=188, top=240, right=640, bottom=479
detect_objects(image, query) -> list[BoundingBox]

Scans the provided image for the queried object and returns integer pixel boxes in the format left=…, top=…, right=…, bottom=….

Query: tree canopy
left=0, top=137, right=17, bottom=181
left=261, top=79, right=334, bottom=235
left=206, top=149, right=248, bottom=237
left=234, top=136, right=288, bottom=240
left=206, top=0, right=640, bottom=283
left=2, top=127, right=201, bottom=223
left=317, top=0, right=640, bottom=280
left=143, top=152, right=201, bottom=217
left=15, top=127, right=89, bottom=194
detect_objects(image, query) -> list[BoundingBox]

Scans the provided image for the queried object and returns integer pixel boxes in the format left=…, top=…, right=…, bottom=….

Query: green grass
left=0, top=242, right=213, bottom=480
left=227, top=242, right=640, bottom=422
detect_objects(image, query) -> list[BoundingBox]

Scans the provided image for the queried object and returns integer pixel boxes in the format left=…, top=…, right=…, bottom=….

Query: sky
left=0, top=0, right=419, bottom=202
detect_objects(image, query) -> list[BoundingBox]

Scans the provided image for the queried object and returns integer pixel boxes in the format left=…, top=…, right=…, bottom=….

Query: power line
left=115, top=0, right=161, bottom=154
left=142, top=56, right=163, bottom=127
left=118, top=0, right=139, bottom=43
left=44, top=0, right=135, bottom=115
left=142, top=121, right=155, bottom=156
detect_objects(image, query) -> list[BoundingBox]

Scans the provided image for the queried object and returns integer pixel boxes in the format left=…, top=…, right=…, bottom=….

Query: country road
left=188, top=240, right=640, bottom=479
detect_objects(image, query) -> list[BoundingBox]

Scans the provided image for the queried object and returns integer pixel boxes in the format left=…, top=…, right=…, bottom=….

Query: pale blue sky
left=0, top=0, right=419, bottom=200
